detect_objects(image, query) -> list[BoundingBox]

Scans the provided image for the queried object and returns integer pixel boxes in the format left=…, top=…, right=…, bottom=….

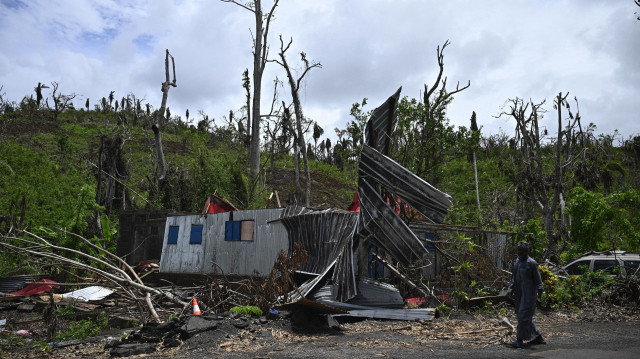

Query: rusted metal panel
left=365, top=87, right=402, bottom=156
left=359, top=144, right=452, bottom=223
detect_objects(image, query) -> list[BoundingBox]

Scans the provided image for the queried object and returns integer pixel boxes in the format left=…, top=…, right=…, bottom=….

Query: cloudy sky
left=1, top=0, right=639, bottom=144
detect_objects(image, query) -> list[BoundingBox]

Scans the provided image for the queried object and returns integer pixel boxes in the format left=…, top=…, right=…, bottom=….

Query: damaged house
left=158, top=195, right=289, bottom=275
left=276, top=88, right=454, bottom=319
left=156, top=88, right=491, bottom=319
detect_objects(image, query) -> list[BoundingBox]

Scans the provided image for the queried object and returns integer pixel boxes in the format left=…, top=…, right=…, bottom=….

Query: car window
left=593, top=259, right=618, bottom=274
left=565, top=260, right=591, bottom=275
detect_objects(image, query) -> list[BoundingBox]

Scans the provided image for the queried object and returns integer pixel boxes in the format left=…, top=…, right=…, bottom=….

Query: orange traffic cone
left=192, top=298, right=201, bottom=315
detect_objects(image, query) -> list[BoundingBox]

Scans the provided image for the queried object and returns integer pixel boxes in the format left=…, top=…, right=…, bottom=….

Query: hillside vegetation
left=0, top=87, right=639, bottom=275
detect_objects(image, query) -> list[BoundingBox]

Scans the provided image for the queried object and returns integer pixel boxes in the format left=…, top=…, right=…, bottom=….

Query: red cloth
left=9, top=279, right=58, bottom=295
left=347, top=192, right=425, bottom=220
left=347, top=193, right=360, bottom=212
left=406, top=297, right=426, bottom=306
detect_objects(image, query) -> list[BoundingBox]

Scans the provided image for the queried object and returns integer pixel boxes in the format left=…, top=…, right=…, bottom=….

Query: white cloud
left=0, top=0, right=638, bottom=144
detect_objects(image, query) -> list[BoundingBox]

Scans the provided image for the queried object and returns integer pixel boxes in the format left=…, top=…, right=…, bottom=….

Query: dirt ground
left=4, top=306, right=640, bottom=359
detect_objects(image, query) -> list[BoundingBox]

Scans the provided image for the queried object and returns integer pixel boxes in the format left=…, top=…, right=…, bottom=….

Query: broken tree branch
left=1, top=230, right=188, bottom=323
left=372, top=252, right=441, bottom=304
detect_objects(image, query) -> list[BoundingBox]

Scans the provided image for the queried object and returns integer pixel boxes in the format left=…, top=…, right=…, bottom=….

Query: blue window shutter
left=168, top=226, right=179, bottom=244
left=225, top=221, right=241, bottom=241
left=225, top=221, right=233, bottom=240
left=232, top=221, right=241, bottom=241
left=190, top=225, right=203, bottom=244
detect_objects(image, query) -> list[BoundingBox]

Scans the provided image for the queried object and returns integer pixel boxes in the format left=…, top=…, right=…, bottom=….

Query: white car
left=562, top=250, right=640, bottom=276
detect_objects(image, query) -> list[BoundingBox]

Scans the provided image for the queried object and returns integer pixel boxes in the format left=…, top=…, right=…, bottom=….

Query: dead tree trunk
left=282, top=104, right=301, bottom=204
left=152, top=49, right=177, bottom=187
left=222, top=0, right=280, bottom=181
left=275, top=36, right=321, bottom=207
left=500, top=93, right=583, bottom=261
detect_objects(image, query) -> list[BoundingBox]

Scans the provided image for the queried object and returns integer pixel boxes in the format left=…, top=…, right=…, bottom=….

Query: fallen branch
left=1, top=230, right=188, bottom=323
left=372, top=252, right=441, bottom=304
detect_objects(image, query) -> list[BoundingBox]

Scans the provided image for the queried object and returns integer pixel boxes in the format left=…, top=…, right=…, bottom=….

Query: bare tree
left=394, top=40, right=470, bottom=180
left=49, top=82, right=77, bottom=122
left=222, top=0, right=280, bottom=180
left=499, top=93, right=584, bottom=260
left=273, top=36, right=322, bottom=206
left=152, top=49, right=177, bottom=184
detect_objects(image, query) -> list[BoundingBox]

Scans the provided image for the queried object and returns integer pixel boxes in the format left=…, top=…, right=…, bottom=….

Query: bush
left=230, top=306, right=263, bottom=317
left=55, top=313, right=109, bottom=342
left=542, top=268, right=615, bottom=309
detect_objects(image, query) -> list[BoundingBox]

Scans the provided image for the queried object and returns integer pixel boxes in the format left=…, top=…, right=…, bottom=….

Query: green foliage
left=470, top=280, right=489, bottom=297
left=392, top=96, right=473, bottom=185
left=0, top=141, right=97, bottom=231
left=230, top=305, right=263, bottom=317
left=450, top=289, right=469, bottom=302
left=542, top=268, right=615, bottom=309
left=514, top=219, right=547, bottom=260
left=452, top=232, right=479, bottom=253
left=55, top=313, right=109, bottom=342
left=566, top=187, right=640, bottom=256
left=566, top=187, right=613, bottom=253
left=455, top=261, right=473, bottom=273
left=436, top=304, right=452, bottom=317
left=55, top=304, right=75, bottom=316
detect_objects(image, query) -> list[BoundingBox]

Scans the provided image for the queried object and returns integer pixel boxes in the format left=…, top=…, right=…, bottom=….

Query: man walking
left=508, top=241, right=545, bottom=348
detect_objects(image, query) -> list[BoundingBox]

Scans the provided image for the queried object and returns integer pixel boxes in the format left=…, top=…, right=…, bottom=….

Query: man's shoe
left=529, top=335, right=546, bottom=345
left=512, top=339, right=524, bottom=348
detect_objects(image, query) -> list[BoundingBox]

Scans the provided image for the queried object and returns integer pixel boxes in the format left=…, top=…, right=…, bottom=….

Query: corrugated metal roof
left=358, top=177, right=429, bottom=266
left=61, top=286, right=114, bottom=301
left=310, top=278, right=404, bottom=308
left=359, top=144, right=452, bottom=223
left=280, top=207, right=358, bottom=302
left=282, top=89, right=454, bottom=307
left=365, top=87, right=402, bottom=156
left=280, top=207, right=357, bottom=274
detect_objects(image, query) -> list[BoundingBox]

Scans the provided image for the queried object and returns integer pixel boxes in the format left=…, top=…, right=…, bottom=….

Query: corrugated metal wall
left=159, top=209, right=288, bottom=275
left=486, top=232, right=508, bottom=269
